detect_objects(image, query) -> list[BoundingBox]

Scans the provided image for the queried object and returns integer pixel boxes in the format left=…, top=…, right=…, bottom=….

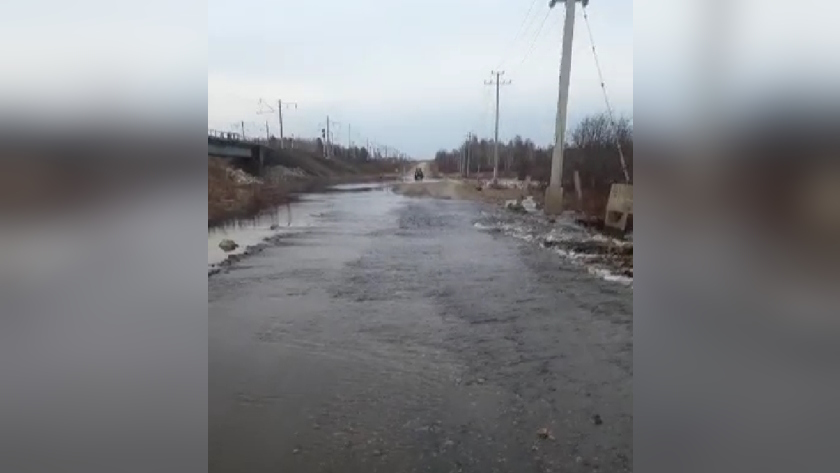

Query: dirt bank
left=209, top=158, right=401, bottom=227
left=208, top=158, right=296, bottom=226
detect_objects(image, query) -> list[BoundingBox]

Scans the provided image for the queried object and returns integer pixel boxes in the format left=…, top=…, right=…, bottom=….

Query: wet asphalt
left=209, top=185, right=633, bottom=473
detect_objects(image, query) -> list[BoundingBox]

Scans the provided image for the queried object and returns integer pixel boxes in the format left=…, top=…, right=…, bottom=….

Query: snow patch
left=474, top=213, right=633, bottom=285
left=225, top=167, right=262, bottom=184
left=588, top=267, right=633, bottom=285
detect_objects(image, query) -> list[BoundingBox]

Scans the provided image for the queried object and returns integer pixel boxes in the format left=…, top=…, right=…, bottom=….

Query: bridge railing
left=208, top=129, right=244, bottom=141
left=209, top=129, right=277, bottom=146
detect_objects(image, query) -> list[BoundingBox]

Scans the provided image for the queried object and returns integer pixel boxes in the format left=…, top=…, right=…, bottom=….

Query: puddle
left=208, top=184, right=408, bottom=273
left=208, top=196, right=323, bottom=269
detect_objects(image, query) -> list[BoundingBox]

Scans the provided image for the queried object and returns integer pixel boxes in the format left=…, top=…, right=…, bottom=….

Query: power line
left=516, top=8, right=553, bottom=69
left=471, top=86, right=494, bottom=141
left=497, top=0, right=541, bottom=69
left=257, top=99, right=298, bottom=148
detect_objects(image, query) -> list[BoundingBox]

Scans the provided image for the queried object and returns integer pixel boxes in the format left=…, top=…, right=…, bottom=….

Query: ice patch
left=521, top=196, right=537, bottom=213
left=474, top=212, right=633, bottom=285
left=588, top=267, right=633, bottom=285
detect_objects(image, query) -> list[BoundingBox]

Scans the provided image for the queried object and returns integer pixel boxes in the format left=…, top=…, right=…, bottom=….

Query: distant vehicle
left=414, top=168, right=424, bottom=181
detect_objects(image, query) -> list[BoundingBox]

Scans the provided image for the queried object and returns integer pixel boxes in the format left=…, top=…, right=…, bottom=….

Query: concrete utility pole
left=466, top=132, right=472, bottom=177
left=348, top=124, right=352, bottom=157
left=241, top=121, right=246, bottom=140
left=257, top=99, right=297, bottom=148
left=485, top=70, right=511, bottom=183
left=545, top=0, right=587, bottom=215
left=326, top=116, right=331, bottom=159
left=278, top=100, right=298, bottom=149
left=278, top=100, right=285, bottom=146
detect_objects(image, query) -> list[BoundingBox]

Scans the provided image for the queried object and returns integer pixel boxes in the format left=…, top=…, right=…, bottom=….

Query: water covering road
left=209, top=183, right=632, bottom=472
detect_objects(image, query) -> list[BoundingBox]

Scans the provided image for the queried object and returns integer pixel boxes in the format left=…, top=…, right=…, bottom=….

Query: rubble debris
left=536, top=427, right=555, bottom=440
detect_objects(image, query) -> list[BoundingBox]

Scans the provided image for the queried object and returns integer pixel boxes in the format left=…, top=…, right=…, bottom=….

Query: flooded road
left=209, top=184, right=632, bottom=472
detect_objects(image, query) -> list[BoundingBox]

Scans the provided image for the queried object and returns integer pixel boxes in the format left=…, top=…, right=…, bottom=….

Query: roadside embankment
left=209, top=158, right=400, bottom=227
left=208, top=158, right=297, bottom=227
left=393, top=178, right=633, bottom=283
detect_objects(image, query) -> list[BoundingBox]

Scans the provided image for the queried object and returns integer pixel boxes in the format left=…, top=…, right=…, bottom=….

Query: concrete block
left=604, top=183, right=633, bottom=233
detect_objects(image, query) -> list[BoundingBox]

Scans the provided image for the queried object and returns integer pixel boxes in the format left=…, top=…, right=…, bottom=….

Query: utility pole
left=265, top=121, right=270, bottom=141
left=258, top=99, right=297, bottom=148
left=278, top=100, right=297, bottom=149
left=241, top=121, right=246, bottom=140
left=466, top=132, right=472, bottom=177
left=278, top=100, right=285, bottom=146
left=545, top=0, right=587, bottom=215
left=320, top=117, right=341, bottom=159
left=325, top=116, right=331, bottom=158
left=485, top=70, right=511, bottom=183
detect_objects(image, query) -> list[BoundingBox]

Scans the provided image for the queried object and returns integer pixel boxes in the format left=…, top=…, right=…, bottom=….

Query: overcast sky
left=2, top=1, right=833, bottom=148
left=208, top=0, right=633, bottom=157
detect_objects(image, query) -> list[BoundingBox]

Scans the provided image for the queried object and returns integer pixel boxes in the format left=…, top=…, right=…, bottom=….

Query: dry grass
left=208, top=158, right=296, bottom=226
left=563, top=189, right=610, bottom=217
left=208, top=158, right=401, bottom=226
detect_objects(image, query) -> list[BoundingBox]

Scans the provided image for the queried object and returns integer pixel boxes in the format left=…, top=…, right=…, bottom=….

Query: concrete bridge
left=208, top=130, right=269, bottom=175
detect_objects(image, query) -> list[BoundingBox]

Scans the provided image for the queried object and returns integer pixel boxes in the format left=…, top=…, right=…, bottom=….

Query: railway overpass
left=208, top=130, right=269, bottom=175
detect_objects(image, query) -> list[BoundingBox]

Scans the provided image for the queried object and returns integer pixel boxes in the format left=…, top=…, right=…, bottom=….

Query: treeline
left=434, top=113, right=633, bottom=193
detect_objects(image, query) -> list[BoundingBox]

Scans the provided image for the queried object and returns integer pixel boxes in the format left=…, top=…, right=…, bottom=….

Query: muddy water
left=207, top=183, right=396, bottom=269
left=209, top=185, right=632, bottom=472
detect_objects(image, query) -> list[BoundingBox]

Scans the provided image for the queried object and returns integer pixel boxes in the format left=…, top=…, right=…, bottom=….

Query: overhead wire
left=515, top=8, right=553, bottom=69
left=496, top=0, right=542, bottom=69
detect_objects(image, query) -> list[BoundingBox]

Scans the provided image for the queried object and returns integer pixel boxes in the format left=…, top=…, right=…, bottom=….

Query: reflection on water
left=208, top=183, right=403, bottom=270
left=207, top=196, right=323, bottom=268
left=329, top=182, right=391, bottom=191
